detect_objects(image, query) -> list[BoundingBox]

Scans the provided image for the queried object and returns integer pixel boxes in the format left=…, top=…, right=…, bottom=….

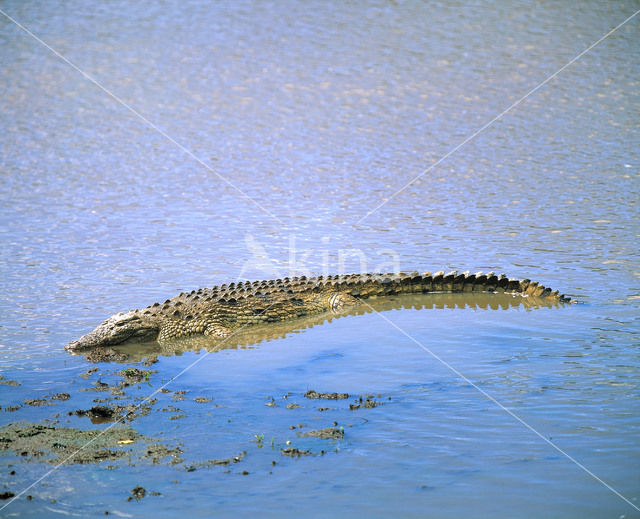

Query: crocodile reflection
left=91, top=292, right=565, bottom=362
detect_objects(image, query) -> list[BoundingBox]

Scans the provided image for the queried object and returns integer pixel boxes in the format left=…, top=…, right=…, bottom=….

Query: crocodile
left=65, top=271, right=572, bottom=352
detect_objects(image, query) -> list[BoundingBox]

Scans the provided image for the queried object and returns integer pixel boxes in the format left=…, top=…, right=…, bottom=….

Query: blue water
left=1, top=1, right=639, bottom=517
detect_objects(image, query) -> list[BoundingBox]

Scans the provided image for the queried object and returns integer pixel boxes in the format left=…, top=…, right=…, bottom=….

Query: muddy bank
left=1, top=360, right=393, bottom=484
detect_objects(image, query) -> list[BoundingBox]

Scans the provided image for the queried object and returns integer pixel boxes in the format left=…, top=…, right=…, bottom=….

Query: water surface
left=0, top=1, right=638, bottom=517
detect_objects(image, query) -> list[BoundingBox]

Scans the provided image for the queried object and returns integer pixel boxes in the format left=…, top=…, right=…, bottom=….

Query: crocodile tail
left=319, top=271, right=571, bottom=302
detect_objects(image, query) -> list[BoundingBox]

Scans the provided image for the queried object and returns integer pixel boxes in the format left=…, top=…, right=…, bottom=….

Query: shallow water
left=1, top=1, right=639, bottom=517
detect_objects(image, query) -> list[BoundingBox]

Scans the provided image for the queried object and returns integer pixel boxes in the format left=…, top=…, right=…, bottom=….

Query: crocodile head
left=65, top=311, right=160, bottom=351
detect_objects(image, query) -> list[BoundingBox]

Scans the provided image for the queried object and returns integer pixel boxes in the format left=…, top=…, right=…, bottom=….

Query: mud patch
left=0, top=376, right=20, bottom=387
left=172, top=390, right=189, bottom=402
left=142, top=356, right=158, bottom=366
left=79, top=367, right=99, bottom=379
left=184, top=451, right=246, bottom=471
left=119, top=368, right=156, bottom=385
left=85, top=347, right=129, bottom=363
left=127, top=486, right=146, bottom=501
left=80, top=372, right=157, bottom=398
left=161, top=406, right=183, bottom=413
left=304, top=390, right=349, bottom=400
left=0, top=422, right=168, bottom=465
left=349, top=396, right=385, bottom=410
left=24, top=399, right=49, bottom=407
left=281, top=447, right=313, bottom=457
left=298, top=427, right=344, bottom=440
left=71, top=406, right=120, bottom=423
left=71, top=400, right=156, bottom=424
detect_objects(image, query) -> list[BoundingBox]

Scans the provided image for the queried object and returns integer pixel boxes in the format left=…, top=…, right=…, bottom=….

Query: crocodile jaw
left=65, top=311, right=160, bottom=352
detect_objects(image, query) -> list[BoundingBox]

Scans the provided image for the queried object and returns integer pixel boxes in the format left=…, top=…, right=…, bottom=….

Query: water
left=1, top=1, right=639, bottom=517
